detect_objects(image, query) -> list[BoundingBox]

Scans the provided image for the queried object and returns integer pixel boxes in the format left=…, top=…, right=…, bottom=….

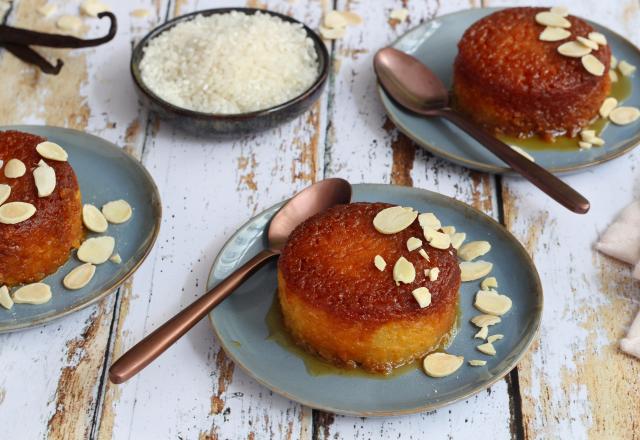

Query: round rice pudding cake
left=0, top=130, right=83, bottom=286
left=277, top=202, right=460, bottom=374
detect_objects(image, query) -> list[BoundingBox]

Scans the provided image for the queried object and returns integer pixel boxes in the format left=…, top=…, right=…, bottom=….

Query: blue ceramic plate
left=380, top=8, right=640, bottom=174
left=0, top=125, right=161, bottom=333
left=208, top=184, right=543, bottom=416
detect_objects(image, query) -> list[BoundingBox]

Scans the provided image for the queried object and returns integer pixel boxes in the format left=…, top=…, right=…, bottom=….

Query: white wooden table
left=1, top=0, right=639, bottom=438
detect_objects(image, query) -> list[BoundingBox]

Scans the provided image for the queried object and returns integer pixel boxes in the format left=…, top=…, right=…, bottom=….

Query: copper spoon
left=109, top=178, right=352, bottom=384
left=374, top=47, right=590, bottom=214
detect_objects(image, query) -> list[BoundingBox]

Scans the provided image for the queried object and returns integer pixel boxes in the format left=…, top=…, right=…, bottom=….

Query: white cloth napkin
left=595, top=201, right=640, bottom=359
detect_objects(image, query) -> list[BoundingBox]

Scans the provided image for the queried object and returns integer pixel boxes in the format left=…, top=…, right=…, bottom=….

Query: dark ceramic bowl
left=131, top=8, right=329, bottom=136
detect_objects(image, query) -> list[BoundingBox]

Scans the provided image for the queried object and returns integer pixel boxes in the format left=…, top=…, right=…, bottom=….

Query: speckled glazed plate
left=208, top=184, right=543, bottom=416
left=0, top=125, right=161, bottom=333
left=380, top=8, right=640, bottom=174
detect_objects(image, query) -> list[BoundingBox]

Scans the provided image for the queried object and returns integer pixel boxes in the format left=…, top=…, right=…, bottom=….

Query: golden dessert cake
left=277, top=202, right=460, bottom=374
left=0, top=130, right=83, bottom=286
left=453, top=7, right=611, bottom=140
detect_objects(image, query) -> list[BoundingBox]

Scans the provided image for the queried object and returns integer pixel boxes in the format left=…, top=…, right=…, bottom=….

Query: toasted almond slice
left=535, top=11, right=571, bottom=28
left=539, top=26, right=571, bottom=42
left=110, top=253, right=122, bottom=264
left=418, top=248, right=429, bottom=261
left=0, top=184, right=10, bottom=205
left=130, top=8, right=150, bottom=18
left=474, top=326, right=488, bottom=340
left=37, top=3, right=57, bottom=17
left=588, top=31, right=607, bottom=46
left=618, top=60, right=636, bottom=76
left=374, top=255, right=386, bottom=271
left=393, top=256, right=415, bottom=285
left=550, top=6, right=569, bottom=17
left=83, top=204, right=108, bottom=233
left=511, top=146, right=535, bottom=162
left=77, top=236, right=115, bottom=264
left=324, top=10, right=348, bottom=29
left=577, top=36, right=598, bottom=51
left=590, top=136, right=605, bottom=146
left=4, top=158, right=26, bottom=178
left=412, top=287, right=431, bottom=308
left=423, top=352, right=464, bottom=378
left=611, top=55, right=618, bottom=68
left=450, top=232, right=466, bottom=250
left=609, top=107, right=640, bottom=125
left=12, top=283, right=52, bottom=305
left=581, top=54, right=605, bottom=76
left=578, top=141, right=593, bottom=149
left=599, top=97, right=618, bottom=118
left=558, top=41, right=591, bottom=57
left=609, top=69, right=619, bottom=82
left=340, top=11, right=363, bottom=25
left=407, top=237, right=422, bottom=251
left=389, top=8, right=409, bottom=22
left=477, top=342, right=496, bottom=356
left=488, top=334, right=504, bottom=343
left=441, top=225, right=455, bottom=235
left=63, top=263, right=96, bottom=290
left=475, top=290, right=512, bottom=316
left=471, top=314, right=502, bottom=328
left=469, top=359, right=487, bottom=367
left=480, top=277, right=498, bottom=290
left=81, top=0, right=110, bottom=17
left=580, top=129, right=596, bottom=140
left=57, top=15, right=83, bottom=32
left=0, top=202, right=36, bottom=224
left=33, top=160, right=56, bottom=197
left=460, top=261, right=493, bottom=282
left=418, top=212, right=441, bottom=230
left=319, top=25, right=346, bottom=39
left=458, top=241, right=491, bottom=261
left=373, top=206, right=417, bottom=234
left=36, top=141, right=68, bottom=161
left=102, top=199, right=133, bottom=224
left=0, top=285, right=13, bottom=310
left=424, top=228, right=451, bottom=250
left=429, top=267, right=439, bottom=282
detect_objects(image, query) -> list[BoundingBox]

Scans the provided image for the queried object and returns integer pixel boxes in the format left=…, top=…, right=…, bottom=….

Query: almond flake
left=418, top=248, right=429, bottom=261
left=469, top=359, right=487, bottom=367
left=550, top=6, right=569, bottom=16
left=475, top=290, right=512, bottom=316
left=4, top=159, right=26, bottom=178
left=57, top=15, right=83, bottom=33
left=535, top=11, right=571, bottom=28
left=412, top=287, right=431, bottom=308
left=37, top=3, right=57, bottom=17
left=324, top=10, right=348, bottom=29
left=460, top=261, right=493, bottom=282
left=488, top=334, right=504, bottom=343
left=441, top=225, right=455, bottom=235
left=558, top=41, right=591, bottom=57
left=319, top=25, right=345, bottom=40
left=0, top=202, right=36, bottom=224
left=407, top=237, right=422, bottom=251
left=609, top=106, right=640, bottom=125
left=418, top=212, right=441, bottom=230
left=578, top=141, right=592, bottom=149
left=424, top=228, right=451, bottom=250
left=110, top=253, right=122, bottom=264
left=0, top=184, right=10, bottom=205
left=471, top=314, right=501, bottom=328
left=474, top=326, right=488, bottom=340
left=458, top=241, right=491, bottom=261
left=611, top=55, right=618, bottom=69
left=373, top=206, right=417, bottom=234
left=609, top=69, right=619, bottom=82
left=429, top=267, right=439, bottom=282
left=102, top=199, right=133, bottom=224
left=36, top=141, right=68, bottom=161
left=590, top=136, right=605, bottom=146
left=389, top=8, right=409, bottom=22
left=81, top=0, right=110, bottom=17
left=477, top=342, right=496, bottom=356
left=511, top=146, right=535, bottom=162
left=33, top=160, right=56, bottom=197
left=599, top=97, right=618, bottom=118
left=63, top=263, right=96, bottom=290
left=581, top=54, right=605, bottom=76
left=423, top=352, right=464, bottom=378
left=374, top=255, right=386, bottom=271
left=77, top=236, right=115, bottom=264
left=618, top=60, right=636, bottom=76
left=577, top=36, right=598, bottom=51
left=450, top=232, right=466, bottom=250
left=588, top=32, right=607, bottom=46
left=0, top=285, right=13, bottom=310
left=340, top=11, right=363, bottom=25
left=539, top=26, right=570, bottom=42
left=393, top=256, right=415, bottom=285
left=83, top=204, right=108, bottom=233
left=12, top=283, right=51, bottom=305
left=480, top=277, right=498, bottom=290
left=581, top=130, right=604, bottom=145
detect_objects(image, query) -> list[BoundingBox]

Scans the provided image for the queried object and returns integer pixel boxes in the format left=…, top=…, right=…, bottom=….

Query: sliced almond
left=577, top=36, right=598, bottom=51
left=609, top=107, right=640, bottom=125
left=477, top=342, right=496, bottom=356
left=450, top=232, right=466, bottom=250
left=471, top=314, right=502, bottom=328
left=460, top=261, right=493, bottom=282
left=441, top=225, right=455, bottom=235
left=319, top=25, right=345, bottom=40
left=83, top=204, right=108, bottom=233
left=429, top=267, right=439, bottom=282
left=480, top=277, right=498, bottom=290
left=374, top=255, right=386, bottom=271
left=340, top=11, right=363, bottom=25
left=0, top=202, right=36, bottom=224
left=599, top=97, right=618, bottom=118
left=33, top=160, right=56, bottom=197
left=81, top=0, right=110, bottom=17
left=424, top=228, right=451, bottom=250
left=110, top=253, right=122, bottom=264
left=535, top=11, right=571, bottom=28
left=589, top=136, right=605, bottom=146
left=36, top=141, right=68, bottom=161
left=488, top=334, right=504, bottom=343
left=539, top=26, right=570, bottom=42
left=37, top=3, right=57, bottom=17
left=412, top=287, right=431, bottom=308
left=474, top=326, right=488, bottom=340
left=549, top=6, right=569, bottom=17
left=458, top=241, right=491, bottom=261
left=611, top=55, right=618, bottom=69
left=558, top=41, right=591, bottom=57
left=578, top=141, right=593, bottom=149
left=418, top=212, right=441, bottom=230
left=581, top=54, right=605, bottom=76
left=4, top=158, right=26, bottom=178
left=393, top=256, right=415, bottom=285
left=609, top=69, right=619, bottom=82
left=373, top=206, right=417, bottom=234
left=588, top=32, right=607, bottom=46
left=0, top=285, right=13, bottom=310
left=389, top=8, right=409, bottom=22
left=12, top=283, right=51, bottom=305
left=423, top=352, right=464, bottom=378
left=618, top=60, right=636, bottom=77
left=407, top=237, right=422, bottom=251
left=324, top=10, right=348, bottom=29
left=77, top=236, right=115, bottom=264
left=63, top=263, right=96, bottom=290
left=469, top=359, right=487, bottom=367
left=475, top=290, right=513, bottom=316
left=102, top=199, right=133, bottom=224
left=580, top=129, right=596, bottom=140
left=418, top=248, right=429, bottom=261
left=0, top=184, right=10, bottom=205
left=511, top=146, right=535, bottom=162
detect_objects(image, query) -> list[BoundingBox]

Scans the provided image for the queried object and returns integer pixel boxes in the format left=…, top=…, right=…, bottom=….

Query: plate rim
left=379, top=7, right=640, bottom=175
left=207, top=183, right=544, bottom=416
left=0, top=125, right=162, bottom=333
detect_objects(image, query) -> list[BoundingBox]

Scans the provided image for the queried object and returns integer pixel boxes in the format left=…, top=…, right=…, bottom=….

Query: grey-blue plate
left=207, top=184, right=542, bottom=416
left=0, top=125, right=161, bottom=333
left=380, top=8, right=640, bottom=174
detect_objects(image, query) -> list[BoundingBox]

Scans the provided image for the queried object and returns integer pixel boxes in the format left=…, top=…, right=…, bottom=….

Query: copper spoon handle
left=109, top=248, right=279, bottom=384
left=437, top=109, right=590, bottom=214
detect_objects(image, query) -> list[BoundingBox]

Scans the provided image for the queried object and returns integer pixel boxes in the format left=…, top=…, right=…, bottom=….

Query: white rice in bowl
left=139, top=11, right=320, bottom=114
